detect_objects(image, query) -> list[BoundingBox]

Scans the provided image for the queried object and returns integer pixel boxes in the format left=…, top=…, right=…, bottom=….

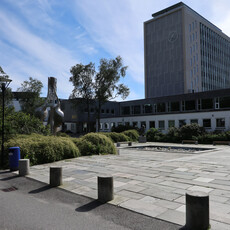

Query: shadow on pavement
left=76, top=200, right=103, bottom=212
left=29, top=185, right=51, bottom=194
left=0, top=175, right=19, bottom=181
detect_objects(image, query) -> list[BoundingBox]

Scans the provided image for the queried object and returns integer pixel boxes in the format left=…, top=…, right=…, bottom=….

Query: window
left=185, top=100, right=195, bottom=111
left=158, top=120, right=165, bottom=129
left=111, top=109, right=114, bottom=114
left=179, top=120, right=186, bottom=128
left=215, top=98, right=219, bottom=109
left=111, top=122, right=115, bottom=128
left=141, top=121, right=146, bottom=129
left=157, top=103, right=165, bottom=112
left=101, top=109, right=105, bottom=113
left=216, top=118, right=225, bottom=128
left=220, top=97, right=230, bottom=108
left=121, top=106, right=130, bottom=115
left=190, top=119, right=198, bottom=124
left=202, top=98, right=213, bottom=109
left=71, top=124, right=75, bottom=131
left=104, top=123, right=109, bottom=129
left=149, top=121, right=155, bottom=128
left=171, top=101, right=180, bottom=112
left=203, top=119, right=211, bottom=128
left=143, top=104, right=152, bottom=113
left=106, top=109, right=110, bottom=114
left=132, top=105, right=141, bottom=114
left=125, top=122, right=130, bottom=126
left=132, top=122, right=138, bottom=128
left=168, top=120, right=175, bottom=128
left=90, top=108, right=94, bottom=113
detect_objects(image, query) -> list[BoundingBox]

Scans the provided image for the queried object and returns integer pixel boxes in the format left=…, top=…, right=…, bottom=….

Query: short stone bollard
left=116, top=142, right=120, bottom=147
left=181, top=191, right=210, bottom=230
left=98, top=175, right=114, bottom=203
left=50, top=167, right=62, bottom=187
left=117, top=149, right=120, bottom=155
left=19, top=159, right=30, bottom=176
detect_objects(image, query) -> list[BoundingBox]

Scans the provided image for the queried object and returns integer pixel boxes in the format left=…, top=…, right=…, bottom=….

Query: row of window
left=121, top=97, right=230, bottom=115
left=84, top=108, right=115, bottom=114
left=200, top=23, right=230, bottom=91
left=101, top=118, right=226, bottom=130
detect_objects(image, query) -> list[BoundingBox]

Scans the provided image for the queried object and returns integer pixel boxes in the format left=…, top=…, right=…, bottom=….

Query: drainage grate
left=1, top=186, right=18, bottom=192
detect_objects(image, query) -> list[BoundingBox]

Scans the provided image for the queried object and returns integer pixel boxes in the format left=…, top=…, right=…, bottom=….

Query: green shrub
left=146, top=128, right=161, bottom=142
left=122, top=130, right=139, bottom=141
left=6, top=134, right=80, bottom=165
left=76, top=133, right=116, bottom=156
left=111, top=124, right=137, bottom=133
left=179, top=123, right=205, bottom=140
left=102, top=132, right=129, bottom=143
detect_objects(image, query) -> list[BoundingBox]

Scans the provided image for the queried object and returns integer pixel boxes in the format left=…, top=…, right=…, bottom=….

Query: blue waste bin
left=9, top=147, right=20, bottom=171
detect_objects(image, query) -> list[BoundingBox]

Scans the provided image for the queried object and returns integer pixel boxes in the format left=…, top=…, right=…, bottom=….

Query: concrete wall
left=144, top=8, right=184, bottom=98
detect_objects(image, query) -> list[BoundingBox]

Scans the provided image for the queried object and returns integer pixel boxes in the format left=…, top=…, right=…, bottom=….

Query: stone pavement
left=24, top=143, right=230, bottom=229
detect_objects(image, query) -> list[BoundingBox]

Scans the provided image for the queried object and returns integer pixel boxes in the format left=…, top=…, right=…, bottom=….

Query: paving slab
left=25, top=142, right=230, bottom=227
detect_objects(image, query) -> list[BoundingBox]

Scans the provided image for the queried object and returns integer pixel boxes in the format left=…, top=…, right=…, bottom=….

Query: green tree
left=69, top=56, right=129, bottom=132
left=95, top=56, right=129, bottom=131
left=17, top=77, right=44, bottom=116
left=69, top=63, right=95, bottom=132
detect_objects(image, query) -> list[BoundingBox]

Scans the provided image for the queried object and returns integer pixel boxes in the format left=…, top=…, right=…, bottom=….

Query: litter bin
left=9, top=147, right=20, bottom=171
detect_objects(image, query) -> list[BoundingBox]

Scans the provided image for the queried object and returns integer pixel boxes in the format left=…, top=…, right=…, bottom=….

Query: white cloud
left=0, top=8, right=77, bottom=98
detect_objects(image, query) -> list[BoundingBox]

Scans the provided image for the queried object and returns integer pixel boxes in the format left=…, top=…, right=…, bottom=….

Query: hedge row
left=5, top=132, right=119, bottom=166
left=102, top=129, right=139, bottom=143
left=146, top=124, right=230, bottom=144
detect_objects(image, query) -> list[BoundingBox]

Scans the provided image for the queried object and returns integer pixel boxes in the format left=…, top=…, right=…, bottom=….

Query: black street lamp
left=0, top=74, right=12, bottom=168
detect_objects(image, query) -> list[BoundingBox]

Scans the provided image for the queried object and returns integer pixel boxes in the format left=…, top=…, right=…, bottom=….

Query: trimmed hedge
left=102, top=132, right=129, bottom=143
left=76, top=133, right=116, bottom=156
left=6, top=134, right=80, bottom=165
left=122, top=130, right=139, bottom=141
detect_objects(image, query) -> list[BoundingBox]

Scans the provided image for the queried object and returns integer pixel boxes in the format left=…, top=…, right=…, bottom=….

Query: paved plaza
left=25, top=143, right=230, bottom=229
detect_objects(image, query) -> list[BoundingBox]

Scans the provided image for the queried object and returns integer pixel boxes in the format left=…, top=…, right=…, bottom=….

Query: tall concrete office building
left=144, top=2, right=230, bottom=98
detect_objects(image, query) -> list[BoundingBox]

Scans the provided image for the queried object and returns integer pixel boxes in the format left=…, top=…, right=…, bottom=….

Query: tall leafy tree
left=17, top=77, right=44, bottom=116
left=95, top=56, right=129, bottom=131
left=69, top=63, right=95, bottom=132
left=69, top=56, right=129, bottom=132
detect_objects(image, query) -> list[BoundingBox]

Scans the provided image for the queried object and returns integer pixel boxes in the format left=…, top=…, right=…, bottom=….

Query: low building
left=99, top=88, right=230, bottom=133
left=60, top=99, right=119, bottom=134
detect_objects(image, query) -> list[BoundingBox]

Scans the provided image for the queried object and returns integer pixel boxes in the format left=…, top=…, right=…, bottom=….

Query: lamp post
left=0, top=75, right=12, bottom=168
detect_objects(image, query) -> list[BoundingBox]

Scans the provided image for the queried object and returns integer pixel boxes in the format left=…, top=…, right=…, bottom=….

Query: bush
left=146, top=128, right=161, bottom=142
left=6, top=134, right=80, bottom=165
left=76, top=133, right=116, bottom=156
left=111, top=124, right=137, bottom=133
left=179, top=123, right=205, bottom=140
left=102, top=132, right=129, bottom=143
left=122, top=130, right=139, bottom=141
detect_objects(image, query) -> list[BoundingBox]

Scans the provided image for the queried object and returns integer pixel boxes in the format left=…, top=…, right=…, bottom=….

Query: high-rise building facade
left=144, top=2, right=230, bottom=98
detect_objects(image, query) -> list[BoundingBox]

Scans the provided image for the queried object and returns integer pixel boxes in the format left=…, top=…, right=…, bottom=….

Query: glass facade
left=200, top=23, right=230, bottom=91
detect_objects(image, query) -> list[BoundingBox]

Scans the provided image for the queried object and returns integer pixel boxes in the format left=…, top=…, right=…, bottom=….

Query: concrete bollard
left=128, top=142, right=132, bottom=146
left=181, top=191, right=210, bottom=230
left=50, top=167, right=62, bottom=187
left=98, top=175, right=114, bottom=203
left=18, top=159, right=30, bottom=176
left=116, top=142, right=120, bottom=147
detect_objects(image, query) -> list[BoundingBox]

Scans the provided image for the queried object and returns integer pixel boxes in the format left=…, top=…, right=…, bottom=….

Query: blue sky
left=1, top=0, right=230, bottom=100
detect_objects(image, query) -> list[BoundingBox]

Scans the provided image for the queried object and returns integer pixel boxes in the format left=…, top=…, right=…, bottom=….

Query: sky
left=0, top=0, right=230, bottom=101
